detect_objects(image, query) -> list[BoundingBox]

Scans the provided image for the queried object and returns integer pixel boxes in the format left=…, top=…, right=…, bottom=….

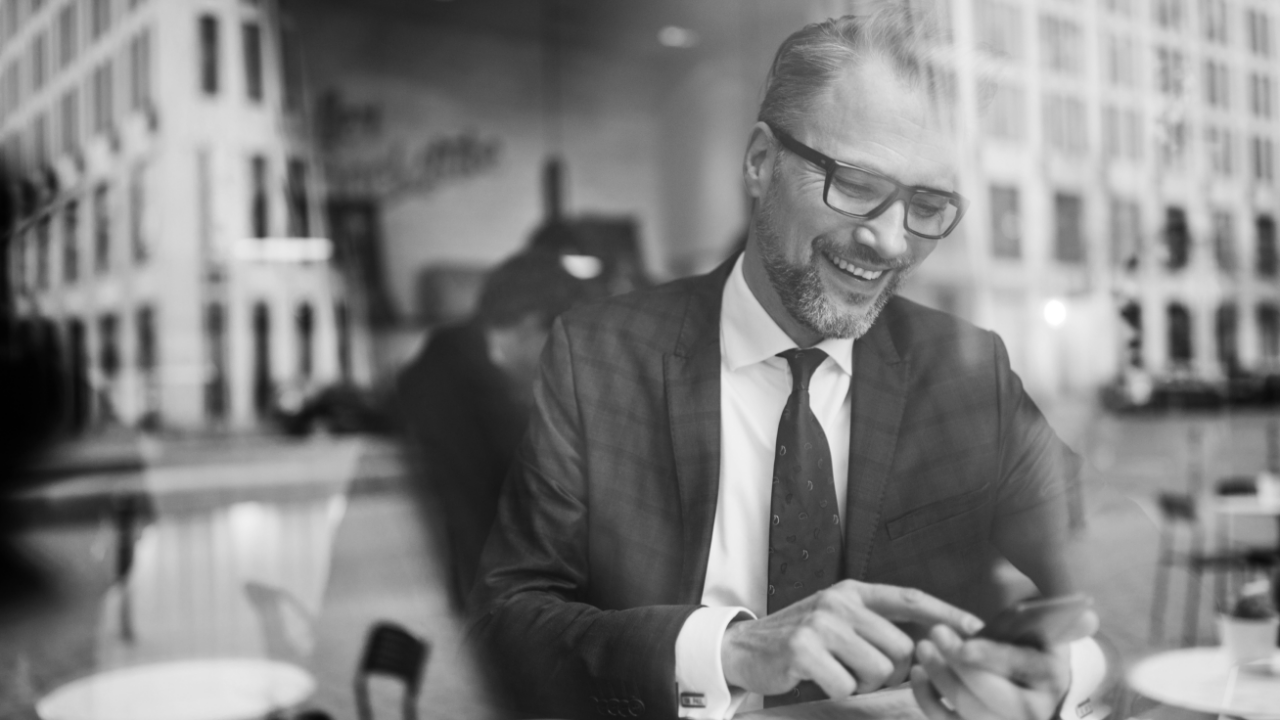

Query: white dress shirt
left=675, top=255, right=854, bottom=718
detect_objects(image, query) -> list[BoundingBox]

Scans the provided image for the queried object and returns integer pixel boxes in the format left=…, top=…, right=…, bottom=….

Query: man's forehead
left=800, top=56, right=959, bottom=188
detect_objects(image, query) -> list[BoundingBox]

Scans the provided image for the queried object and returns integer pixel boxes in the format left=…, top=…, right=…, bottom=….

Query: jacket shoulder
left=556, top=271, right=721, bottom=351
left=880, top=296, right=1000, bottom=370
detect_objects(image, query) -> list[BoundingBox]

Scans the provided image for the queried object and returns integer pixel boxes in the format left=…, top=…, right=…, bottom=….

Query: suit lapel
left=666, top=258, right=735, bottom=604
left=843, top=314, right=907, bottom=580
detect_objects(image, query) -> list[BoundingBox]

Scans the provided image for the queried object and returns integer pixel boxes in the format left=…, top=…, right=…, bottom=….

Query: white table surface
left=1128, top=647, right=1280, bottom=719
left=36, top=658, right=316, bottom=720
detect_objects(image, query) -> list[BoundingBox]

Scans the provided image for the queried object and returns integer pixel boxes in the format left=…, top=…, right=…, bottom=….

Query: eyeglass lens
left=826, top=166, right=959, bottom=236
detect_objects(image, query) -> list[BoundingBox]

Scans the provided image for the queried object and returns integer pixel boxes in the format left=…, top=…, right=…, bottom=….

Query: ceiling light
left=658, top=26, right=699, bottom=49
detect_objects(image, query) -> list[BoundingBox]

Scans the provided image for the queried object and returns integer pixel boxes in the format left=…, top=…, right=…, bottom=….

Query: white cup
left=1218, top=614, right=1279, bottom=666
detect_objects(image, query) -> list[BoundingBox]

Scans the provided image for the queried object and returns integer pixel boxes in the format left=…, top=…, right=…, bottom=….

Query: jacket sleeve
left=469, top=316, right=699, bottom=720
left=988, top=332, right=1085, bottom=599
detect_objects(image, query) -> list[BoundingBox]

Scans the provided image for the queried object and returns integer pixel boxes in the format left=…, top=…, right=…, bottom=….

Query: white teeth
left=827, top=252, right=883, bottom=280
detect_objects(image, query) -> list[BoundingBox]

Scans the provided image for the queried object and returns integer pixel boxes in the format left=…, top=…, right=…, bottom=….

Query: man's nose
left=854, top=200, right=910, bottom=260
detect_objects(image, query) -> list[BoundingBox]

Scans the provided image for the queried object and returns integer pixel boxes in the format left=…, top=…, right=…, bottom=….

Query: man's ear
left=743, top=122, right=777, bottom=201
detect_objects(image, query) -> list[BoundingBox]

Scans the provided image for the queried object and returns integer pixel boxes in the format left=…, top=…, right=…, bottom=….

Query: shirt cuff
left=675, top=606, right=756, bottom=719
left=1058, top=637, right=1106, bottom=720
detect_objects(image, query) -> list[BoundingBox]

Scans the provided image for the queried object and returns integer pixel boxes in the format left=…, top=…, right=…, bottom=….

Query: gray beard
left=753, top=182, right=914, bottom=340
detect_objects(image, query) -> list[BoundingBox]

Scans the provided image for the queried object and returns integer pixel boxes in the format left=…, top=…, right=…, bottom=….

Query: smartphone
left=976, top=594, right=1094, bottom=649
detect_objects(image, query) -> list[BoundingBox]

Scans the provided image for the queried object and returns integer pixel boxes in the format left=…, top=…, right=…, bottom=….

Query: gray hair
left=757, top=4, right=951, bottom=134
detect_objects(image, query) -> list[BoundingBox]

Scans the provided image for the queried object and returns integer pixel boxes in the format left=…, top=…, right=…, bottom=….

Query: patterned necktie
left=765, top=348, right=844, bottom=707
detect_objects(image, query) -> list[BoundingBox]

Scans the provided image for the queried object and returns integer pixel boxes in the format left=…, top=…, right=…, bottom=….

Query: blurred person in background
left=471, top=7, right=1094, bottom=720
left=397, top=232, right=602, bottom=611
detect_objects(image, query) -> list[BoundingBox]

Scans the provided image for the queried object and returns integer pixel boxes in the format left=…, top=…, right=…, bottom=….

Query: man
left=398, top=243, right=598, bottom=609
left=472, top=9, right=1092, bottom=720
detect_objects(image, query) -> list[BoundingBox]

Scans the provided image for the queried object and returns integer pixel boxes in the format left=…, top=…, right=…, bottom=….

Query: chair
left=354, top=621, right=430, bottom=720
left=1148, top=492, right=1279, bottom=646
left=243, top=581, right=317, bottom=664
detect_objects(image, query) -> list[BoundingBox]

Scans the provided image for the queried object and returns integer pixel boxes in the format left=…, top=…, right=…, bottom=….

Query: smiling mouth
left=823, top=250, right=885, bottom=281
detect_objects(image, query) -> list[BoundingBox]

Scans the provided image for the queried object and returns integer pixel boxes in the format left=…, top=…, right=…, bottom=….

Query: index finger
left=857, top=583, right=984, bottom=635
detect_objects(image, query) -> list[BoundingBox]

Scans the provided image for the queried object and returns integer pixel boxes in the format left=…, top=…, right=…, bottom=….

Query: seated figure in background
left=397, top=243, right=599, bottom=611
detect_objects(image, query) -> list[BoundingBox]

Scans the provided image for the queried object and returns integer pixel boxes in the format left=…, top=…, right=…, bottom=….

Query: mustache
left=812, top=236, right=915, bottom=271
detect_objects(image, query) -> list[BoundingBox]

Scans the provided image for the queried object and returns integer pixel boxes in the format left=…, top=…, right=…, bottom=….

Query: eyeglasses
left=767, top=123, right=969, bottom=240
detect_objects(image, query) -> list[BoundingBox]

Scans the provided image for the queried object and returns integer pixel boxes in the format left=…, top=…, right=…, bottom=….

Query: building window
left=199, top=14, right=219, bottom=95
left=1252, top=136, right=1275, bottom=184
left=1204, top=60, right=1230, bottom=109
left=336, top=301, right=350, bottom=381
left=32, top=31, right=47, bottom=91
left=99, top=313, right=120, bottom=381
left=1155, top=0, right=1186, bottom=30
left=32, top=112, right=49, bottom=167
left=250, top=154, right=268, bottom=237
left=1111, top=197, right=1142, bottom=269
left=90, top=62, right=113, bottom=135
left=1217, top=303, right=1239, bottom=372
left=1165, top=207, right=1191, bottom=270
left=93, top=183, right=109, bottom=272
left=981, top=82, right=1024, bottom=142
left=1251, top=73, right=1274, bottom=118
left=973, top=0, right=1023, bottom=60
left=1040, top=15, right=1083, bottom=75
left=281, top=23, right=302, bottom=112
left=1248, top=9, right=1272, bottom=57
left=1258, top=214, right=1278, bottom=276
left=1213, top=209, right=1235, bottom=271
left=62, top=199, right=78, bottom=283
left=1104, top=0, right=1136, bottom=16
left=90, top=0, right=110, bottom=40
left=204, top=303, right=227, bottom=420
left=242, top=21, right=262, bottom=102
left=136, top=304, right=155, bottom=371
left=1156, top=47, right=1187, bottom=96
left=1207, top=126, right=1234, bottom=176
left=1202, top=0, right=1228, bottom=43
left=59, top=88, right=79, bottom=157
left=1260, top=304, right=1280, bottom=363
left=130, top=165, right=145, bottom=262
left=35, top=215, right=49, bottom=288
left=990, top=185, right=1020, bottom=259
left=1104, top=34, right=1140, bottom=88
left=296, top=302, right=313, bottom=379
left=286, top=158, right=309, bottom=237
left=1167, top=303, right=1193, bottom=365
left=252, top=301, right=272, bottom=416
left=1054, top=192, right=1085, bottom=263
left=128, top=30, right=151, bottom=112
left=1043, top=94, right=1088, bottom=155
left=4, top=1, right=17, bottom=41
left=57, top=3, right=76, bottom=68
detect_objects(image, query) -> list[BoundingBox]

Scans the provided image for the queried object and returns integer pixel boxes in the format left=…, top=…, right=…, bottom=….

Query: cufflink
left=679, top=693, right=706, bottom=708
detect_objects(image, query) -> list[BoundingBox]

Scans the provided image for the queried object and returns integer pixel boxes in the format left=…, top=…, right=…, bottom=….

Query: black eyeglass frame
left=766, top=123, right=969, bottom=240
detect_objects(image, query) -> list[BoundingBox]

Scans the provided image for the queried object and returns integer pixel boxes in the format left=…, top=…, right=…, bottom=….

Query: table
left=36, top=658, right=316, bottom=720
left=1127, top=647, right=1280, bottom=719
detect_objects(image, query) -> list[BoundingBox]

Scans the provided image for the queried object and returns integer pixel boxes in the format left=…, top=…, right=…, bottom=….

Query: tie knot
left=777, top=348, right=828, bottom=392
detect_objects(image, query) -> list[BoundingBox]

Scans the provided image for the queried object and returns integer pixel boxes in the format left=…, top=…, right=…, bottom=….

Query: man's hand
left=909, top=610, right=1100, bottom=720
left=720, top=580, right=985, bottom=699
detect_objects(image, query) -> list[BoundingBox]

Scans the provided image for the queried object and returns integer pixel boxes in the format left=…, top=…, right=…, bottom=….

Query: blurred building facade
left=925, top=0, right=1280, bottom=400
left=0, top=0, right=368, bottom=430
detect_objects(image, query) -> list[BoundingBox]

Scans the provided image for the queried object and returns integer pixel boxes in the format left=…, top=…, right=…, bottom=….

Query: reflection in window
left=205, top=303, right=227, bottom=421
left=199, top=14, right=219, bottom=95
left=1110, top=197, right=1142, bottom=269
left=974, top=0, right=1023, bottom=60
left=1212, top=210, right=1235, bottom=271
left=1164, top=207, right=1190, bottom=270
left=296, top=302, right=313, bottom=380
left=253, top=301, right=272, bottom=416
left=1167, top=303, right=1193, bottom=365
left=990, top=185, right=1020, bottom=259
left=1054, top=193, right=1085, bottom=263
left=62, top=199, right=78, bottom=283
left=1216, top=302, right=1238, bottom=373
left=1258, top=214, right=1278, bottom=277
left=1259, top=304, right=1280, bottom=363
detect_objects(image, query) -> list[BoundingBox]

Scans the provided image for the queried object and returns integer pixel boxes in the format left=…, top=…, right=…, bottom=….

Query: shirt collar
left=721, top=254, right=855, bottom=376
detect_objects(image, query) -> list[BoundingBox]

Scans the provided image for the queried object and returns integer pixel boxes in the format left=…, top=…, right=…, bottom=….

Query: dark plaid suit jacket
left=471, top=258, right=1079, bottom=720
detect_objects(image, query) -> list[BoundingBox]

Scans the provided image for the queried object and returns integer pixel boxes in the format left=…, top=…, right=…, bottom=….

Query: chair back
left=354, top=621, right=429, bottom=720
left=1215, top=475, right=1258, bottom=497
